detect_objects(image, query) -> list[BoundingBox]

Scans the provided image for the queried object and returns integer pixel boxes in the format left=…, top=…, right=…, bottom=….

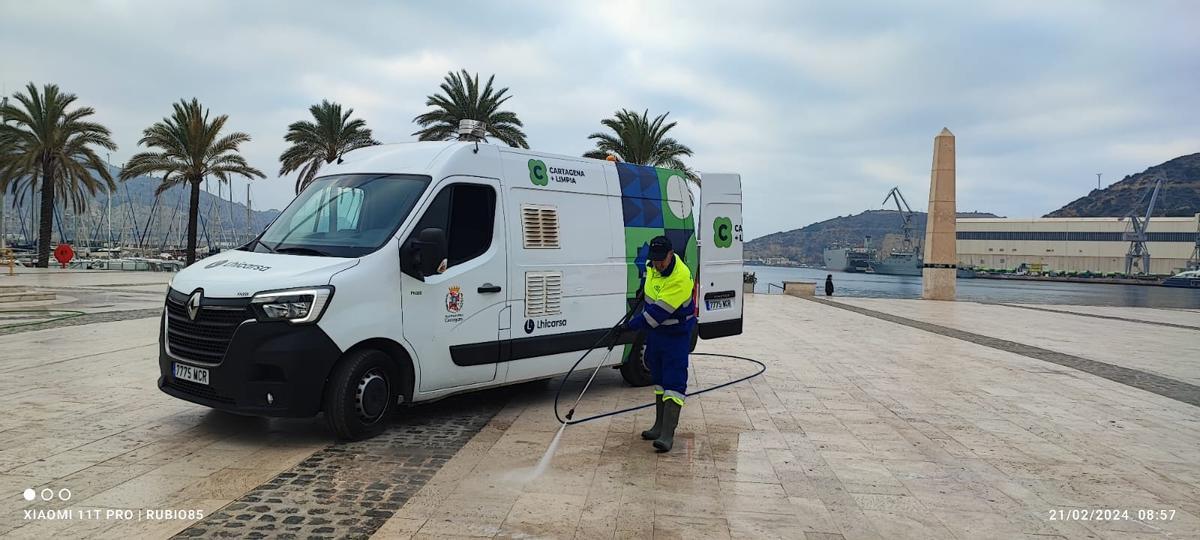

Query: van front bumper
left=157, top=314, right=343, bottom=417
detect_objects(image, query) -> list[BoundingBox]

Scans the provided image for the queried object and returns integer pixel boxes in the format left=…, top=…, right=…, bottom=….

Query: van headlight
left=250, top=286, right=334, bottom=324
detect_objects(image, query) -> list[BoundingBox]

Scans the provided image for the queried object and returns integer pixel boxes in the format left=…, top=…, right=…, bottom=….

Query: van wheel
left=324, top=349, right=395, bottom=440
left=619, top=333, right=653, bottom=387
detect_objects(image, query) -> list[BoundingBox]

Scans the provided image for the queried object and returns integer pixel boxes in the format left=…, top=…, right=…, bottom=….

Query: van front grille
left=165, top=290, right=252, bottom=364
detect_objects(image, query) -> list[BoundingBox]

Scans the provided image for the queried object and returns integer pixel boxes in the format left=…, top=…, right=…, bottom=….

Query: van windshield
left=247, top=174, right=431, bottom=258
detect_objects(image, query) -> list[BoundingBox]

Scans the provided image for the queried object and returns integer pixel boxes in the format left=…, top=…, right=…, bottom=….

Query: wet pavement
left=1, top=269, right=1199, bottom=539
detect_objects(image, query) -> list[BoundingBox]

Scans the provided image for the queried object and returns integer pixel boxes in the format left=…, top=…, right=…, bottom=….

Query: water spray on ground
left=530, top=422, right=567, bottom=480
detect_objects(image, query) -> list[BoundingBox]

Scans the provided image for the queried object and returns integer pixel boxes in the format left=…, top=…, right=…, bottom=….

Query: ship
left=823, top=247, right=872, bottom=272
left=871, top=248, right=922, bottom=276
left=869, top=249, right=977, bottom=278
left=870, top=188, right=924, bottom=277
left=823, top=236, right=873, bottom=272
left=1161, top=269, right=1200, bottom=288
left=868, top=187, right=975, bottom=278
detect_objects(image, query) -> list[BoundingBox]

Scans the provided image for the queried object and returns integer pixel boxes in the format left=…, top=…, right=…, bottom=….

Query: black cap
left=648, top=236, right=672, bottom=262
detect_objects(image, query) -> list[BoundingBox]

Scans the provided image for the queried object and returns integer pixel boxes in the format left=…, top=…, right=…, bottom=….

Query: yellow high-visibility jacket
left=628, top=254, right=695, bottom=334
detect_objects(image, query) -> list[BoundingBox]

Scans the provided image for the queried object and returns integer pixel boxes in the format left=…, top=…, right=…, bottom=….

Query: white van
left=159, top=140, right=743, bottom=439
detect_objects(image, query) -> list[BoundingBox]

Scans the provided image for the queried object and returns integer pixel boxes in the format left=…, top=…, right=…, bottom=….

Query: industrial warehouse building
left=956, top=214, right=1200, bottom=275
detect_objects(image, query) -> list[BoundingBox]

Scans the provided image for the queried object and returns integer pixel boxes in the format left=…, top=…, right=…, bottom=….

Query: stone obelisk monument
left=922, top=128, right=957, bottom=300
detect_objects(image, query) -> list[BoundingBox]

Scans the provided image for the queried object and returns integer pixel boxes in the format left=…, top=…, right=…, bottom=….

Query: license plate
left=706, top=299, right=732, bottom=311
left=174, top=363, right=210, bottom=385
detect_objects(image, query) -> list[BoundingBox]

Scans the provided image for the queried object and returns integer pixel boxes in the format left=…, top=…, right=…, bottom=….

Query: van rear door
left=697, top=173, right=743, bottom=339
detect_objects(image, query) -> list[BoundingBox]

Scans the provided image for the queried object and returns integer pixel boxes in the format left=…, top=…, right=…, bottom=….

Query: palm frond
left=280, top=99, right=378, bottom=192
left=582, top=150, right=615, bottom=161
left=583, top=108, right=694, bottom=182
left=411, top=70, right=528, bottom=147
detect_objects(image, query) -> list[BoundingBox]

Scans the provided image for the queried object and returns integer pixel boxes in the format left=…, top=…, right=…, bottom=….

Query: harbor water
left=748, top=265, right=1200, bottom=309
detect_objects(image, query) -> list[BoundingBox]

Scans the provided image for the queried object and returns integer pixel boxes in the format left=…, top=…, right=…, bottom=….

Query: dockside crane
left=882, top=187, right=918, bottom=252
left=1122, top=177, right=1163, bottom=275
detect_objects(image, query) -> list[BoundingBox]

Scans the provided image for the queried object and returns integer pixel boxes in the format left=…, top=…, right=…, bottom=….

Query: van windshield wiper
left=244, top=237, right=275, bottom=253
left=274, top=246, right=332, bottom=257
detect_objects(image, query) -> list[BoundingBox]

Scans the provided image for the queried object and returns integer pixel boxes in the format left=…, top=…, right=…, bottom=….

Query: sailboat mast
left=106, top=191, right=112, bottom=248
left=246, top=184, right=252, bottom=243
left=226, top=181, right=236, bottom=245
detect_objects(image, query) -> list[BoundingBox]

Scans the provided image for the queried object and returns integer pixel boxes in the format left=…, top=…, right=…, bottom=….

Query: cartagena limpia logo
left=528, top=159, right=548, bottom=186
left=713, top=217, right=734, bottom=248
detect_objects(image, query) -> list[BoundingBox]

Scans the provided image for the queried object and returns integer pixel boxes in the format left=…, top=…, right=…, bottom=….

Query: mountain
left=746, top=210, right=998, bottom=265
left=1, top=164, right=281, bottom=250
left=1047, top=153, right=1200, bottom=218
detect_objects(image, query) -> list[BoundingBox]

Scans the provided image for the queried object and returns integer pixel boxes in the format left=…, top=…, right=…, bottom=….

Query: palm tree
left=121, top=98, right=264, bottom=265
left=583, top=109, right=696, bottom=181
left=0, top=83, right=117, bottom=267
left=412, top=70, right=528, bottom=148
left=279, top=100, right=379, bottom=193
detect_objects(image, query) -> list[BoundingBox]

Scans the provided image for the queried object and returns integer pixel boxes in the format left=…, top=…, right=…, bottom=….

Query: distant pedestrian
left=825, top=274, right=834, bottom=296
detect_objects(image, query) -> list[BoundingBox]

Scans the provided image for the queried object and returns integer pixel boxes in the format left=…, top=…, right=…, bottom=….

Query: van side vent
left=522, top=205, right=560, bottom=249
left=525, top=271, right=563, bottom=316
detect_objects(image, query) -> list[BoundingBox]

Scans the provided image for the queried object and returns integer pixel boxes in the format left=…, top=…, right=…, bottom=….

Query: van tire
left=619, top=333, right=653, bottom=387
left=324, top=349, right=395, bottom=441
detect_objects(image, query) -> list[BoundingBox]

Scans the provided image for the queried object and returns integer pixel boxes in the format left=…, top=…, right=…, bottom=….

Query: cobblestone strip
left=995, top=302, right=1200, bottom=331
left=0, top=307, right=161, bottom=335
left=807, top=296, right=1200, bottom=408
left=173, top=391, right=508, bottom=539
left=54, top=281, right=173, bottom=289
left=47, top=285, right=168, bottom=295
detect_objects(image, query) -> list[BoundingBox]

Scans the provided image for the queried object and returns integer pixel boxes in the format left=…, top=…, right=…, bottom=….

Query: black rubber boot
left=641, top=394, right=664, bottom=440
left=653, top=400, right=681, bottom=452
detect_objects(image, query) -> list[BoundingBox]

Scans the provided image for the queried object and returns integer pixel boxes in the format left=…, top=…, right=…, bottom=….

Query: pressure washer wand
left=563, top=297, right=642, bottom=421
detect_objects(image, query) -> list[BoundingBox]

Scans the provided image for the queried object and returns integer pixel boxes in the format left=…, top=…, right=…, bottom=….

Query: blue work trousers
left=645, top=327, right=690, bottom=398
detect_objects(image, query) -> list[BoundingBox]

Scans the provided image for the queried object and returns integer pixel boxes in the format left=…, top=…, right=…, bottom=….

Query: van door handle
left=478, top=284, right=502, bottom=293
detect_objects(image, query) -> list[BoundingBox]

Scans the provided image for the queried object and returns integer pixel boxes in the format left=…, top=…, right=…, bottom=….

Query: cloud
left=1, top=0, right=1197, bottom=239
left=1107, top=139, right=1200, bottom=168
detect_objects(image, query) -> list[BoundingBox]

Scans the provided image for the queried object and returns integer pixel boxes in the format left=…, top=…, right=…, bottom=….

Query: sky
left=2, top=0, right=1197, bottom=240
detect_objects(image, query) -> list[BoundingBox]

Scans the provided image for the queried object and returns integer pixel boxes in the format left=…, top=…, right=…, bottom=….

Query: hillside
left=746, top=210, right=998, bottom=265
left=1047, top=153, right=1200, bottom=217
left=1, top=164, right=281, bottom=250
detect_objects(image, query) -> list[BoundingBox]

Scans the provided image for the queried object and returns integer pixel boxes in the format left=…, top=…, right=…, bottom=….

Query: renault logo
left=187, top=291, right=202, bottom=321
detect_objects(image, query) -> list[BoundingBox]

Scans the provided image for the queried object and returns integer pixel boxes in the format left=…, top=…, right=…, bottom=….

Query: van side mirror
left=401, top=227, right=447, bottom=280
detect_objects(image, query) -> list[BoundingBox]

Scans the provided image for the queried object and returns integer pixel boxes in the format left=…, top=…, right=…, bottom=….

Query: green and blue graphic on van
left=615, top=163, right=697, bottom=298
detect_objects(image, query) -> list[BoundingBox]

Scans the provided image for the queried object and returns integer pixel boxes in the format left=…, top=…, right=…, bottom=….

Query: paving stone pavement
left=996, top=302, right=1200, bottom=331
left=374, top=294, right=1200, bottom=539
left=4, top=272, right=1200, bottom=538
left=813, top=297, right=1200, bottom=408
left=172, top=390, right=511, bottom=539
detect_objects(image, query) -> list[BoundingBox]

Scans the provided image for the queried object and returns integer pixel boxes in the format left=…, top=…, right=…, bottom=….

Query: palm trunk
left=36, top=158, right=55, bottom=268
left=185, top=178, right=201, bottom=265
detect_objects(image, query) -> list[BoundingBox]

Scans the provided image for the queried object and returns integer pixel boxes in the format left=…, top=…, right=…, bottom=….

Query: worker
left=622, top=236, right=695, bottom=452
left=825, top=274, right=834, bottom=296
